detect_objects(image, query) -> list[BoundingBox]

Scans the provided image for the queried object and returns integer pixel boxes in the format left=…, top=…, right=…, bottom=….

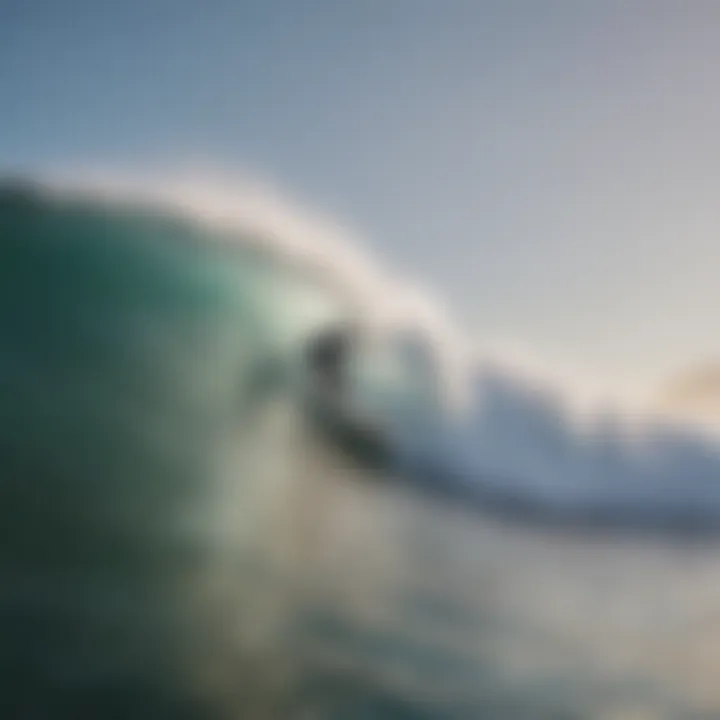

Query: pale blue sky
left=3, top=1, right=720, bottom=399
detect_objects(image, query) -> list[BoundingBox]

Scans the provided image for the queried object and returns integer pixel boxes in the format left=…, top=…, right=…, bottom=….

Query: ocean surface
left=4, top=177, right=720, bottom=719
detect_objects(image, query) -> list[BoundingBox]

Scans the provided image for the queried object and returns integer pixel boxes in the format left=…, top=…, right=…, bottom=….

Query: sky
left=3, top=0, right=720, bottom=402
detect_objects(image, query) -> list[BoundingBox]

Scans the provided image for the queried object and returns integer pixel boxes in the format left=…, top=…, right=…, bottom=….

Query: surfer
left=304, top=322, right=394, bottom=469
left=305, top=323, right=355, bottom=405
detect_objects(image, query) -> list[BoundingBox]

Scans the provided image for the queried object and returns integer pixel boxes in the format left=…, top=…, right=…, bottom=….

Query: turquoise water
left=3, top=182, right=720, bottom=718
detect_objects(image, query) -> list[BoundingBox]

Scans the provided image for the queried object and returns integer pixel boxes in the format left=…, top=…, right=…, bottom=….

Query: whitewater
left=3, top=172, right=720, bottom=718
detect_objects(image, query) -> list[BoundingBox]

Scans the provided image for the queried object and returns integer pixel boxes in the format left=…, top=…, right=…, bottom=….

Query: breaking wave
left=5, top=171, right=720, bottom=718
left=7, top=170, right=720, bottom=532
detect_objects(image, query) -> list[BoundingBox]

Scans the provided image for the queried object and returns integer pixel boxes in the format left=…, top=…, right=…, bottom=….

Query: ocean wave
left=5, top=173, right=720, bottom=717
left=6, top=173, right=720, bottom=536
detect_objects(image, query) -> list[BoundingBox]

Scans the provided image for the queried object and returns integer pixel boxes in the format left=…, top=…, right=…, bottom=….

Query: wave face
left=4, top=177, right=720, bottom=718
